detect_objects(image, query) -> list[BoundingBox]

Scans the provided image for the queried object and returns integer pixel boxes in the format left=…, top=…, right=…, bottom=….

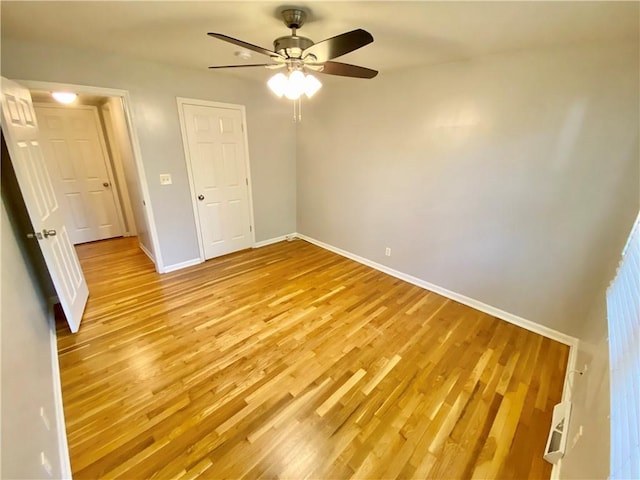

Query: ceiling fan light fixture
left=51, top=91, right=77, bottom=104
left=285, top=70, right=306, bottom=100
left=304, top=74, right=322, bottom=98
left=267, top=71, right=322, bottom=100
left=267, top=72, right=288, bottom=97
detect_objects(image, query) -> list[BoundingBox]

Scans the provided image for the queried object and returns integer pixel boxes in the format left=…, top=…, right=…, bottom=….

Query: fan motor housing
left=273, top=35, right=314, bottom=57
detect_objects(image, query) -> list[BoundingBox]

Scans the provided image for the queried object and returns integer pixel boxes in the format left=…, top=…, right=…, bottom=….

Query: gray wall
left=297, top=41, right=639, bottom=337
left=560, top=214, right=637, bottom=478
left=3, top=29, right=638, bottom=480
left=1, top=38, right=296, bottom=268
left=1, top=196, right=66, bottom=479
left=561, top=296, right=611, bottom=479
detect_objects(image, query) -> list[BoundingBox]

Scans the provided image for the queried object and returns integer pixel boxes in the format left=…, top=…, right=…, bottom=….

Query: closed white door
left=1, top=77, right=88, bottom=332
left=180, top=102, right=253, bottom=259
left=35, top=104, right=124, bottom=244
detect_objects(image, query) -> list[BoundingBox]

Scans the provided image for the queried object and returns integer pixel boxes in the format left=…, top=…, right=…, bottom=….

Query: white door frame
left=17, top=80, right=164, bottom=272
left=34, top=103, right=127, bottom=242
left=176, top=97, right=256, bottom=262
left=100, top=100, right=137, bottom=237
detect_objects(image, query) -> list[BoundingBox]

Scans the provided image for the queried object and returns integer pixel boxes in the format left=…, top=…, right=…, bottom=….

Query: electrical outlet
left=159, top=174, right=172, bottom=185
left=385, top=247, right=391, bottom=257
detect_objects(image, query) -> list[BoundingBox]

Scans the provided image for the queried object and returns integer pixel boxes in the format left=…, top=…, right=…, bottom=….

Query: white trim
left=176, top=97, right=256, bottom=263
left=139, top=242, right=155, bottom=264
left=560, top=340, right=580, bottom=402
left=240, top=107, right=257, bottom=249
left=550, top=340, right=580, bottom=480
left=100, top=100, right=137, bottom=236
left=619, top=211, right=640, bottom=258
left=16, top=79, right=164, bottom=273
left=163, top=257, right=202, bottom=273
left=119, top=91, right=163, bottom=272
left=294, top=231, right=580, bottom=478
left=89, top=104, right=127, bottom=237
left=48, top=304, right=72, bottom=480
left=295, top=232, right=579, bottom=347
left=253, top=233, right=297, bottom=248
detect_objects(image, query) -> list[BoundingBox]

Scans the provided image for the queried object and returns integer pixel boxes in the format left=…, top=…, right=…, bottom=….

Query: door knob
left=103, top=182, right=110, bottom=187
left=43, top=229, right=57, bottom=238
left=197, top=194, right=205, bottom=201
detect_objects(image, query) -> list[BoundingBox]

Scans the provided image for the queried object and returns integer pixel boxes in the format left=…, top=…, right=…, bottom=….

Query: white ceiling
left=2, top=1, right=638, bottom=82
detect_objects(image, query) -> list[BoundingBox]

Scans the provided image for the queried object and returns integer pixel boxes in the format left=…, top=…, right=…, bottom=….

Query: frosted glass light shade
left=267, top=73, right=287, bottom=98
left=304, top=74, right=322, bottom=98
left=285, top=70, right=305, bottom=100
left=51, top=92, right=77, bottom=104
left=267, top=71, right=322, bottom=100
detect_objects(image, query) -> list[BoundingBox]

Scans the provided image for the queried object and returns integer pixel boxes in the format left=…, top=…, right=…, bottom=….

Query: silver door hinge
left=245, top=178, right=248, bottom=186
left=250, top=225, right=252, bottom=232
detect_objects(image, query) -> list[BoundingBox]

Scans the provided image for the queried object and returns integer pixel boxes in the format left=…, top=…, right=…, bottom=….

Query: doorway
left=34, top=102, right=125, bottom=244
left=177, top=98, right=256, bottom=261
left=19, top=80, right=162, bottom=270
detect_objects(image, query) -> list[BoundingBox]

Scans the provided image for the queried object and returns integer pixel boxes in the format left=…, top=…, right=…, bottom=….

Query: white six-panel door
left=179, top=101, right=253, bottom=260
left=1, top=77, right=88, bottom=332
left=34, top=104, right=124, bottom=244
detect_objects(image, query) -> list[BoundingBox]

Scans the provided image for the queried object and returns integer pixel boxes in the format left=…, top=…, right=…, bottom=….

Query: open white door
left=1, top=77, right=88, bottom=332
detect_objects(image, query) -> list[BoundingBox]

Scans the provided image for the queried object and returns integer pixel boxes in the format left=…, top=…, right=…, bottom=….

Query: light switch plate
left=160, top=174, right=172, bottom=185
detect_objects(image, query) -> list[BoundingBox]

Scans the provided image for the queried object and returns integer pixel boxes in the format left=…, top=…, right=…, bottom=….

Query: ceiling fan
left=207, top=8, right=378, bottom=104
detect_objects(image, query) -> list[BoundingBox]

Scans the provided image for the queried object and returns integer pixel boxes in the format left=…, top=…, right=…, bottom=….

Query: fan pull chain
left=293, top=98, right=302, bottom=123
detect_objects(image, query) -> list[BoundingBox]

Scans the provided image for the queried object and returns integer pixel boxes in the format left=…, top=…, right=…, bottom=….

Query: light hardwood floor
left=56, top=237, right=568, bottom=479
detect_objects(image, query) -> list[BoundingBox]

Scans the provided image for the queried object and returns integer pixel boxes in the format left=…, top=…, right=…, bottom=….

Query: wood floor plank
left=56, top=236, right=569, bottom=479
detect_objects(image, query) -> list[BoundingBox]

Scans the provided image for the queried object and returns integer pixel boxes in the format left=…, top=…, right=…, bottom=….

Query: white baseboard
left=550, top=339, right=580, bottom=480
left=295, top=232, right=580, bottom=478
left=139, top=242, right=155, bottom=264
left=295, top=233, right=578, bottom=347
left=163, top=257, right=202, bottom=273
left=254, top=233, right=297, bottom=248
left=47, top=303, right=72, bottom=480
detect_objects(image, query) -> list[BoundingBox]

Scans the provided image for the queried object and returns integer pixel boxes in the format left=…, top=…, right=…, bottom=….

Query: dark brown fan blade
left=207, top=33, right=283, bottom=58
left=208, top=64, right=275, bottom=69
left=302, top=29, right=373, bottom=63
left=315, top=61, right=378, bottom=79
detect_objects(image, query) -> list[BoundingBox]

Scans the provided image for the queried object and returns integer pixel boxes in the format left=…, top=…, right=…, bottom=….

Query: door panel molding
left=34, top=103, right=126, bottom=244
left=177, top=97, right=256, bottom=262
left=1, top=76, right=89, bottom=332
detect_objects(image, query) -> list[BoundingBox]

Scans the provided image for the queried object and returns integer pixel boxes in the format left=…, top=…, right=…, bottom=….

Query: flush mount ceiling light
left=206, top=7, right=378, bottom=121
left=51, top=92, right=78, bottom=104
